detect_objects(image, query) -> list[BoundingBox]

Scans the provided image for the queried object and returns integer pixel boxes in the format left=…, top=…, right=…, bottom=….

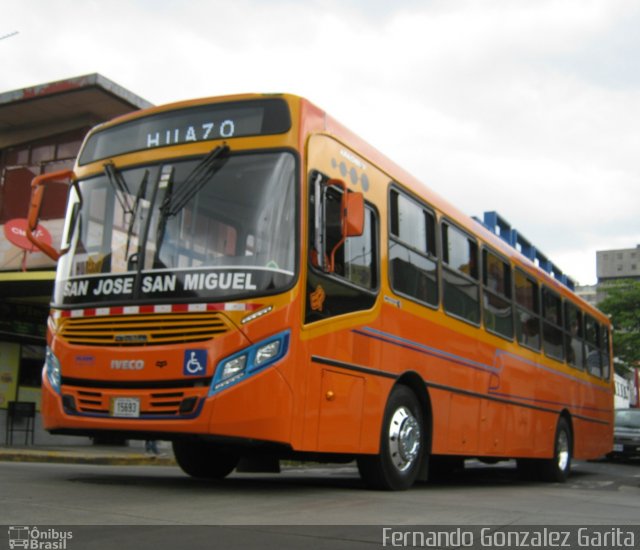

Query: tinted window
left=340, top=206, right=378, bottom=289
left=482, top=249, right=513, bottom=338
left=443, top=223, right=478, bottom=279
left=389, top=190, right=438, bottom=307
left=442, top=222, right=479, bottom=323
left=601, top=327, right=611, bottom=380
left=585, top=315, right=603, bottom=377
left=615, top=409, right=640, bottom=429
left=542, top=288, right=564, bottom=360
left=390, top=191, right=436, bottom=255
left=306, top=172, right=379, bottom=324
left=564, top=302, right=585, bottom=369
left=515, top=270, right=540, bottom=350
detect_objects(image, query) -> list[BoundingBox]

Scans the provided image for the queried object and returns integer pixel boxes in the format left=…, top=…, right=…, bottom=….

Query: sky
left=2, top=0, right=640, bottom=285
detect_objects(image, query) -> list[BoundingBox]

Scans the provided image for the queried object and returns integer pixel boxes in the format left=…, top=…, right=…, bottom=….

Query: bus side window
left=441, top=222, right=480, bottom=324
left=601, top=327, right=611, bottom=380
left=306, top=170, right=378, bottom=323
left=564, top=302, right=585, bottom=369
left=514, top=270, right=541, bottom=351
left=339, top=205, right=378, bottom=289
left=585, top=315, right=603, bottom=377
left=320, top=186, right=376, bottom=290
left=389, top=188, right=438, bottom=307
left=482, top=248, right=513, bottom=339
left=542, top=287, right=564, bottom=361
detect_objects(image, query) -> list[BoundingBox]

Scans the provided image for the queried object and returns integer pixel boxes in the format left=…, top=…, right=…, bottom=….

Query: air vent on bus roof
left=473, top=211, right=576, bottom=290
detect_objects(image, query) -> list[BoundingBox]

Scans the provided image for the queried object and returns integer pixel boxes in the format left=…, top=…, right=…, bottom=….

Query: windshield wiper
left=160, top=144, right=230, bottom=217
left=104, top=162, right=133, bottom=214
left=104, top=163, right=151, bottom=268
left=153, top=145, right=230, bottom=267
left=124, top=169, right=150, bottom=266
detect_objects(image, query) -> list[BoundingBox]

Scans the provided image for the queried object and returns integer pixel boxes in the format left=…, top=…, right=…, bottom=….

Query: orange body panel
left=39, top=93, right=613, bottom=466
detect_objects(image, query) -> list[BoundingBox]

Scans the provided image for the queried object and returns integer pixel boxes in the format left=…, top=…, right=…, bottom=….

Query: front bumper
left=41, top=363, right=294, bottom=444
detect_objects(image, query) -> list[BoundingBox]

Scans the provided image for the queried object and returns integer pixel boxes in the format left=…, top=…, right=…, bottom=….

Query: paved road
left=2, top=458, right=639, bottom=526
left=2, top=458, right=639, bottom=550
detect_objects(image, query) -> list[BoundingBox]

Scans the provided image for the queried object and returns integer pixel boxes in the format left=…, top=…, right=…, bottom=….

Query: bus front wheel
left=357, top=385, right=425, bottom=491
left=172, top=439, right=239, bottom=479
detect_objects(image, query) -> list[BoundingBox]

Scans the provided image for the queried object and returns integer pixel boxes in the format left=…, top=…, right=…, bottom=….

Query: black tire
left=516, top=458, right=538, bottom=481
left=172, top=439, right=239, bottom=479
left=540, top=417, right=572, bottom=483
left=428, top=455, right=464, bottom=482
left=517, top=417, right=572, bottom=483
left=357, top=385, right=425, bottom=491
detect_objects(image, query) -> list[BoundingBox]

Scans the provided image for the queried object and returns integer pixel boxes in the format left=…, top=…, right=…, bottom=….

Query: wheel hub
left=557, top=430, right=570, bottom=471
left=388, top=406, right=421, bottom=472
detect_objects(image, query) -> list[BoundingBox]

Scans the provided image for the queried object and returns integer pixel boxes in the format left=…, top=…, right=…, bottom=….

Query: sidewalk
left=0, top=443, right=176, bottom=466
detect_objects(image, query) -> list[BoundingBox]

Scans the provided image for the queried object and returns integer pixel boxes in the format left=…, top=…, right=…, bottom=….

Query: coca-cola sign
left=3, top=218, right=52, bottom=252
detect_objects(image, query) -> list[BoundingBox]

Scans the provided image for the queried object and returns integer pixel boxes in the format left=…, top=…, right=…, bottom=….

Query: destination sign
left=55, top=267, right=294, bottom=306
left=78, top=98, right=291, bottom=165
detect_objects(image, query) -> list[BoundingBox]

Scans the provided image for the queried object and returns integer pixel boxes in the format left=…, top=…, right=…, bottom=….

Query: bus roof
left=79, top=92, right=608, bottom=324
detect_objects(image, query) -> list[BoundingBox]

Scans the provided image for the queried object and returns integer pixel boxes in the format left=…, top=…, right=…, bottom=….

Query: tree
left=598, top=279, right=640, bottom=375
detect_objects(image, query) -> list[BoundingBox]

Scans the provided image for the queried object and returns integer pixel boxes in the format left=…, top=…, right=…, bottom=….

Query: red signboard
left=3, top=218, right=52, bottom=252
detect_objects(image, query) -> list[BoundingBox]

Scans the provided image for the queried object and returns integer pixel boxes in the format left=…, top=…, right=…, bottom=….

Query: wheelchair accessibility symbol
left=183, top=349, right=207, bottom=376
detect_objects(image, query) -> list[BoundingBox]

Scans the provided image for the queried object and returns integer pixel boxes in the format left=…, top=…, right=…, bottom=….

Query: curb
left=0, top=449, right=176, bottom=467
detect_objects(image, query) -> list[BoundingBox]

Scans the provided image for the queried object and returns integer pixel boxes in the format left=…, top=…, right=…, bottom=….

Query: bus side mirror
left=324, top=178, right=364, bottom=273
left=27, top=169, right=75, bottom=261
left=343, top=191, right=364, bottom=238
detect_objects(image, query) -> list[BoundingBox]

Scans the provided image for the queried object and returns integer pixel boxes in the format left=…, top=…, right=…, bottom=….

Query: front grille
left=62, top=384, right=206, bottom=418
left=61, top=377, right=212, bottom=390
left=59, top=312, right=231, bottom=346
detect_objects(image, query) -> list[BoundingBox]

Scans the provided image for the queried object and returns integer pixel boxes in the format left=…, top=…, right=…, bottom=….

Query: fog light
left=62, top=394, right=76, bottom=412
left=179, top=397, right=198, bottom=414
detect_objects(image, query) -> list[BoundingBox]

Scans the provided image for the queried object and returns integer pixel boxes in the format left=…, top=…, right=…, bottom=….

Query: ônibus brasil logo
left=8, top=526, right=73, bottom=549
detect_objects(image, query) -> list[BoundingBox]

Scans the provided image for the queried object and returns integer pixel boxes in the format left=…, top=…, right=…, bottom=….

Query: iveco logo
left=111, top=359, right=145, bottom=370
left=115, top=334, right=148, bottom=343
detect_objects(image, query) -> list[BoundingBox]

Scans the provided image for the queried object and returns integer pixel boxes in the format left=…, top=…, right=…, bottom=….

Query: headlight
left=45, top=347, right=62, bottom=394
left=210, top=331, right=289, bottom=395
left=255, top=340, right=282, bottom=366
left=220, top=355, right=247, bottom=380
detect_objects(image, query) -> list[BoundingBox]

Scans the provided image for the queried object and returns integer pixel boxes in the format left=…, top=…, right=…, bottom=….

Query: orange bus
left=27, top=93, right=613, bottom=490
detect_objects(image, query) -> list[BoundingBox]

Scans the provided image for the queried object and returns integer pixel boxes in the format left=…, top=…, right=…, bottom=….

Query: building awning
left=0, top=271, right=54, bottom=341
left=0, top=270, right=55, bottom=301
left=0, top=73, right=153, bottom=148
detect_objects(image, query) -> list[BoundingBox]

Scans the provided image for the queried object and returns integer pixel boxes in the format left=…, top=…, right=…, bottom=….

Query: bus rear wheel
left=517, top=417, right=572, bottom=483
left=540, top=417, right=572, bottom=482
left=357, top=385, right=425, bottom=491
left=172, top=439, right=239, bottom=479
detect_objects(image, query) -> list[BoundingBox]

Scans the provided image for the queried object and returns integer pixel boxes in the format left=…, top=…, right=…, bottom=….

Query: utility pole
left=0, top=31, right=19, bottom=41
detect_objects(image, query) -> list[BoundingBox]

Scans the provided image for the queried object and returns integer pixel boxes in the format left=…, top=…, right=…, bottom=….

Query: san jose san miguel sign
left=56, top=267, right=293, bottom=306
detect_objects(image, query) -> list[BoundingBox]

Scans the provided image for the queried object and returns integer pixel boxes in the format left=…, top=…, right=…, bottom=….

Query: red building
left=0, top=74, right=151, bottom=443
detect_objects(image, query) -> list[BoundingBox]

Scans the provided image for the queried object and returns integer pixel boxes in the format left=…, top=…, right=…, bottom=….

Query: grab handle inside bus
left=27, top=169, right=75, bottom=261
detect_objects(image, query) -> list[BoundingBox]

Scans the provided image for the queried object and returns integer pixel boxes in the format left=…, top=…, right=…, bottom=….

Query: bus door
left=301, top=135, right=381, bottom=454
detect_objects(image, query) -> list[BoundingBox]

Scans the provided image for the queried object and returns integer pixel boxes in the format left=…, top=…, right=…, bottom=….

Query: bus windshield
left=54, top=150, right=297, bottom=306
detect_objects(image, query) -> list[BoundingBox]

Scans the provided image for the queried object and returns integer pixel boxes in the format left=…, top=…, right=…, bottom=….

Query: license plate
left=613, top=443, right=623, bottom=452
left=111, top=397, right=140, bottom=418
